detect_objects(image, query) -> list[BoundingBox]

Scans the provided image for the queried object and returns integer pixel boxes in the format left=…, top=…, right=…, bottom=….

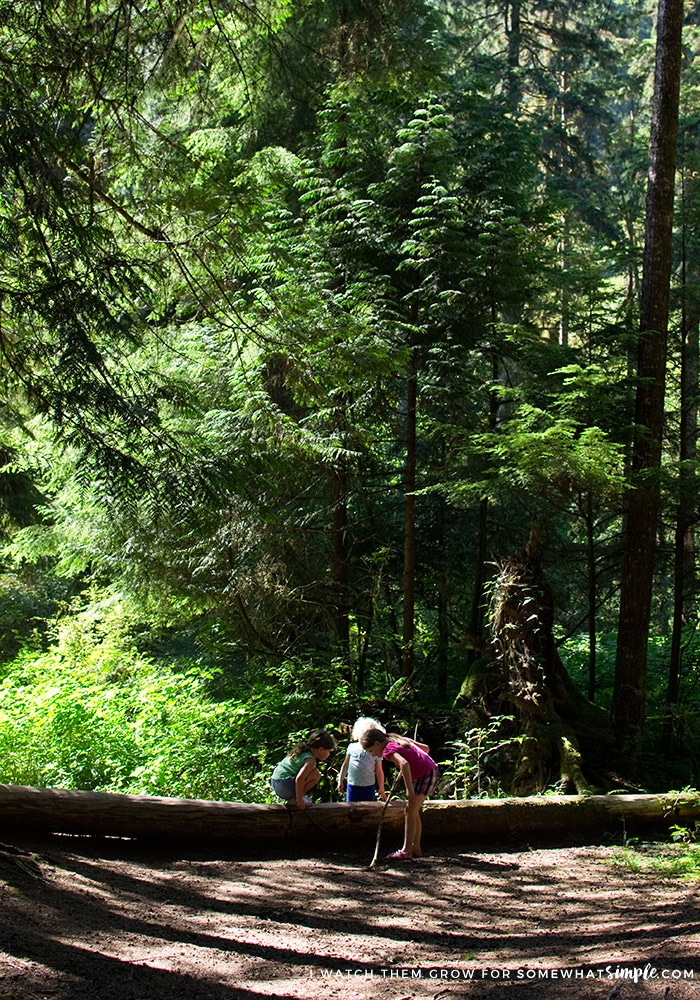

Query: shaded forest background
left=0, top=0, right=698, bottom=801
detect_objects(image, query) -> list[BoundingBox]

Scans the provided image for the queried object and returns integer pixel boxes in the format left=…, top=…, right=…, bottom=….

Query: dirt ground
left=0, top=830, right=698, bottom=1000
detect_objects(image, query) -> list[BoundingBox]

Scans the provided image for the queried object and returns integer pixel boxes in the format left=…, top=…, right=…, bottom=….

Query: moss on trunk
left=455, top=520, right=615, bottom=795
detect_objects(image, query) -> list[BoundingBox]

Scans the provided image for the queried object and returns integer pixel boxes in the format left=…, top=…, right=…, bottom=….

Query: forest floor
left=0, top=829, right=698, bottom=1000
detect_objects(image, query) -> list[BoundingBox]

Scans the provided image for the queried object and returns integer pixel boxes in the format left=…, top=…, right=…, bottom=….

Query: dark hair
left=290, top=728, right=337, bottom=759
left=360, top=728, right=390, bottom=751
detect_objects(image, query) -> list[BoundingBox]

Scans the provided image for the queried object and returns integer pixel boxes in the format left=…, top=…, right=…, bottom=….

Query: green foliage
left=0, top=599, right=351, bottom=801
left=612, top=817, right=700, bottom=880
left=439, top=715, right=523, bottom=799
left=464, top=405, right=626, bottom=508
left=562, top=629, right=700, bottom=790
left=561, top=632, right=618, bottom=703
left=0, top=570, right=72, bottom=661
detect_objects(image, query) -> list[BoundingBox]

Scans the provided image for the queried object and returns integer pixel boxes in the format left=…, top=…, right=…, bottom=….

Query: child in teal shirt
left=271, top=729, right=336, bottom=809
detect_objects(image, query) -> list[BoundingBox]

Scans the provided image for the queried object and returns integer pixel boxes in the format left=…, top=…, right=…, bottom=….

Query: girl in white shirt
left=337, top=717, right=387, bottom=802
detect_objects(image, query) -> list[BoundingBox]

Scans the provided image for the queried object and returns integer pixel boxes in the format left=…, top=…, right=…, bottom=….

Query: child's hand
left=379, top=792, right=388, bottom=802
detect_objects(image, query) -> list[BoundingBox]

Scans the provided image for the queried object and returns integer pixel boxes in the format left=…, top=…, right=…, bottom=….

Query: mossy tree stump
left=456, top=520, right=614, bottom=795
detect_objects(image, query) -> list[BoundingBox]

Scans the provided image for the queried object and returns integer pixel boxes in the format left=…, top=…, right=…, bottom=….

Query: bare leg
left=300, top=767, right=321, bottom=794
left=402, top=795, right=426, bottom=855
left=412, top=808, right=423, bottom=856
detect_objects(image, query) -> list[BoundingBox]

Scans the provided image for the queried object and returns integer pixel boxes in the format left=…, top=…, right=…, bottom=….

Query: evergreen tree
left=612, top=0, right=684, bottom=757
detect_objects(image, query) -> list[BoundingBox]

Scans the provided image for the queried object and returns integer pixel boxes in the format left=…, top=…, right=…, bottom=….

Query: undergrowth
left=0, top=598, right=351, bottom=801
left=1, top=592, right=697, bottom=803
left=611, top=824, right=700, bottom=881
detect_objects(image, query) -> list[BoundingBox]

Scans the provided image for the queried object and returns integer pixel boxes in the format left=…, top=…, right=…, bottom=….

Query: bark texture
left=1, top=783, right=697, bottom=844
left=456, top=521, right=613, bottom=794
left=612, top=0, right=684, bottom=753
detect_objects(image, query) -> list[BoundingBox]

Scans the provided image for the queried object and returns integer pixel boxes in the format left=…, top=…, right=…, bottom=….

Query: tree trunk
left=457, top=521, right=614, bottom=794
left=667, top=134, right=700, bottom=721
left=505, top=0, right=521, bottom=106
left=401, top=337, right=418, bottom=678
left=466, top=352, right=500, bottom=664
left=1, top=784, right=697, bottom=845
left=612, top=0, right=683, bottom=755
left=435, top=490, right=449, bottom=700
left=585, top=490, right=598, bottom=701
left=665, top=240, right=699, bottom=761
left=331, top=465, right=350, bottom=653
left=494, top=522, right=612, bottom=792
left=467, top=497, right=489, bottom=663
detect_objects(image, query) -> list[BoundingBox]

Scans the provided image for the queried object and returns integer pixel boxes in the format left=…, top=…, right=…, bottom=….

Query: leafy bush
left=0, top=571, right=70, bottom=662
left=439, top=715, right=522, bottom=798
left=0, top=602, right=352, bottom=801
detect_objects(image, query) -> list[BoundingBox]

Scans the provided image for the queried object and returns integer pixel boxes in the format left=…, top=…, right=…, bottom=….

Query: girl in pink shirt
left=360, top=728, right=439, bottom=861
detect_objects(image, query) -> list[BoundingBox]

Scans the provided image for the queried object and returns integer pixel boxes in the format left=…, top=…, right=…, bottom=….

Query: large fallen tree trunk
left=1, top=784, right=698, bottom=846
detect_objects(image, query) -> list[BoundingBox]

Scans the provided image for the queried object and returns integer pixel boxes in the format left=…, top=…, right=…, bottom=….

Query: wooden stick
left=369, top=771, right=403, bottom=868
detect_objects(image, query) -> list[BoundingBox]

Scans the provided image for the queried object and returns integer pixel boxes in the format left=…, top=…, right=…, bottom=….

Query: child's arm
left=387, top=752, right=415, bottom=800
left=337, top=754, right=349, bottom=794
left=375, top=757, right=387, bottom=801
left=294, top=758, right=315, bottom=809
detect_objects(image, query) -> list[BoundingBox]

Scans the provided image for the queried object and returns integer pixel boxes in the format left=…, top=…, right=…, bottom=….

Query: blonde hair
left=352, top=716, right=385, bottom=741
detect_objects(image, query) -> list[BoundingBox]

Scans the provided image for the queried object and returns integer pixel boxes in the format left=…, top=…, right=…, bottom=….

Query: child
left=360, top=728, right=438, bottom=860
left=337, top=717, right=388, bottom=803
left=270, top=729, right=336, bottom=810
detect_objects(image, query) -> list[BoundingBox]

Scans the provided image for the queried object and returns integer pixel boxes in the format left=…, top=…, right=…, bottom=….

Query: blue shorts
left=413, top=768, right=439, bottom=797
left=346, top=784, right=377, bottom=802
left=270, top=777, right=296, bottom=801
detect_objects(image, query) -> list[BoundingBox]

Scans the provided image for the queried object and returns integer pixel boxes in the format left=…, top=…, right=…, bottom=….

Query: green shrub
left=0, top=603, right=351, bottom=801
left=439, top=715, right=522, bottom=798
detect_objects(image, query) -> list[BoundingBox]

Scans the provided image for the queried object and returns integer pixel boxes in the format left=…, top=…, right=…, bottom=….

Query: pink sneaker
left=386, top=849, right=413, bottom=861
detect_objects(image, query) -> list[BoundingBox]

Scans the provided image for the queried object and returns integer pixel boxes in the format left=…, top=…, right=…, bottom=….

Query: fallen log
left=0, top=784, right=697, bottom=847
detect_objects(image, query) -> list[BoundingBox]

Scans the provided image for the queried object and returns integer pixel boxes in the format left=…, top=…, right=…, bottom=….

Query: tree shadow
left=0, top=832, right=697, bottom=1000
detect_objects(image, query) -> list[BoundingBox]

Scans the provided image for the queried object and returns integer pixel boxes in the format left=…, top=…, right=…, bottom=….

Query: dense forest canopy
left=0, top=0, right=698, bottom=799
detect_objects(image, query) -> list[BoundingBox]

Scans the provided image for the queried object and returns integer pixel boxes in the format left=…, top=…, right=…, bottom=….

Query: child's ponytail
left=387, top=732, right=413, bottom=747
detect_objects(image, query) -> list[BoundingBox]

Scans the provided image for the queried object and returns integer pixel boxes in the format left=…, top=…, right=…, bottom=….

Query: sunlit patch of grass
left=611, top=827, right=700, bottom=880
